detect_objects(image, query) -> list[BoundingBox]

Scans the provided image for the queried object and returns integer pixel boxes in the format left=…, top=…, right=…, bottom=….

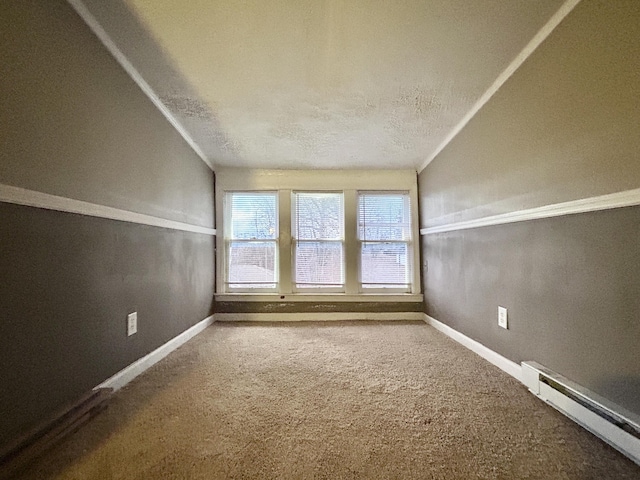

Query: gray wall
left=0, top=204, right=215, bottom=447
left=0, top=0, right=214, bottom=228
left=419, top=0, right=640, bottom=416
left=420, top=0, right=640, bottom=229
left=0, top=0, right=215, bottom=448
left=423, top=207, right=640, bottom=413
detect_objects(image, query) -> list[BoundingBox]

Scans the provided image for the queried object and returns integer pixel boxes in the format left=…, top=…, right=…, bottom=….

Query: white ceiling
left=77, top=0, right=567, bottom=171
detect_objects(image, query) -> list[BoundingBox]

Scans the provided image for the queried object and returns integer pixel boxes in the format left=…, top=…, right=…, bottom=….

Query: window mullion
left=279, top=189, right=292, bottom=294
left=409, top=188, right=420, bottom=294
left=344, top=189, right=358, bottom=295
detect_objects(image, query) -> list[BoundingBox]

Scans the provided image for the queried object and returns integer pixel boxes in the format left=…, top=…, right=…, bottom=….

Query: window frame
left=357, top=191, right=413, bottom=293
left=291, top=191, right=346, bottom=293
left=224, top=191, right=279, bottom=293
left=215, top=169, right=421, bottom=297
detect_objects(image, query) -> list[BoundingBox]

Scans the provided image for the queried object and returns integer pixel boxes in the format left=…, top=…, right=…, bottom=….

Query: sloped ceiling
left=76, top=0, right=567, bottom=170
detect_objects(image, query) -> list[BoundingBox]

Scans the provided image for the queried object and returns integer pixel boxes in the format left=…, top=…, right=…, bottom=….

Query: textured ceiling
left=78, top=0, right=566, bottom=170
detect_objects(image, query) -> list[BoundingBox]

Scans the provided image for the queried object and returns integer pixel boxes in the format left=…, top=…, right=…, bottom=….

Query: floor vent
left=522, top=361, right=640, bottom=466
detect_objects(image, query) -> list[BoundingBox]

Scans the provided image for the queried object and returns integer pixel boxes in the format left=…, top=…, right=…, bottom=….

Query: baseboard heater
left=521, top=361, right=640, bottom=466
left=0, top=387, right=113, bottom=479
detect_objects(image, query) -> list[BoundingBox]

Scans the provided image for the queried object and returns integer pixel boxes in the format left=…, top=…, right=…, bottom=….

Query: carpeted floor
left=11, top=321, right=640, bottom=479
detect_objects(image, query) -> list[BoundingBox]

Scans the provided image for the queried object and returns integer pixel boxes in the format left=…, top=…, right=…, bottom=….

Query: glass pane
left=228, top=241, right=276, bottom=288
left=294, top=192, right=344, bottom=240
left=358, top=193, right=411, bottom=241
left=360, top=242, right=410, bottom=288
left=230, top=192, right=277, bottom=240
left=295, top=241, right=344, bottom=287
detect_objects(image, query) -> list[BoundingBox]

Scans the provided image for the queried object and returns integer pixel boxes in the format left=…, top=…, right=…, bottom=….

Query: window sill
left=215, top=293, right=423, bottom=303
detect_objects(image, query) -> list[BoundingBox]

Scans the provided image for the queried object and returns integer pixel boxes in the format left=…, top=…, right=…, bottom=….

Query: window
left=218, top=170, right=420, bottom=297
left=358, top=192, right=412, bottom=292
left=292, top=192, right=344, bottom=291
left=225, top=192, right=278, bottom=291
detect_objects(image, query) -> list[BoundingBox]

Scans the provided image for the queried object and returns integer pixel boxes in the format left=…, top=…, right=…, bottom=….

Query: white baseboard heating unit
left=521, top=361, right=640, bottom=466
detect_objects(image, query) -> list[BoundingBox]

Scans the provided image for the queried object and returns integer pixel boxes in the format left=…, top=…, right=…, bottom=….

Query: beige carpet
left=12, top=321, right=640, bottom=479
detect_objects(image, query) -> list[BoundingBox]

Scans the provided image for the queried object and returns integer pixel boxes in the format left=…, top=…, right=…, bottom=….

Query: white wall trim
left=97, top=315, right=215, bottom=391
left=216, top=169, right=421, bottom=296
left=418, top=0, right=581, bottom=173
left=0, top=183, right=216, bottom=236
left=216, top=312, right=424, bottom=322
left=423, top=314, right=522, bottom=381
left=538, top=382, right=640, bottom=466
left=66, top=0, right=214, bottom=171
left=215, top=168, right=418, bottom=191
left=215, top=294, right=423, bottom=303
left=522, top=362, right=640, bottom=466
left=521, top=362, right=640, bottom=433
left=421, top=187, right=640, bottom=235
left=422, top=316, right=640, bottom=465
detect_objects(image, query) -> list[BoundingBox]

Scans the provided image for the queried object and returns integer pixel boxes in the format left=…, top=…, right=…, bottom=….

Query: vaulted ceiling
left=75, top=0, right=568, bottom=170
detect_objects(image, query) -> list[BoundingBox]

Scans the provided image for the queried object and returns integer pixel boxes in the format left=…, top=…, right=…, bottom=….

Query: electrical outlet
left=498, top=306, right=508, bottom=329
left=127, top=312, right=138, bottom=336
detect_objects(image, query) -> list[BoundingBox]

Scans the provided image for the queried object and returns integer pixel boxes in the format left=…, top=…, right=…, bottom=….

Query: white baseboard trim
left=422, top=315, right=640, bottom=465
left=215, top=312, right=424, bottom=322
left=538, top=382, right=640, bottom=466
left=97, top=315, right=215, bottom=391
left=423, top=314, right=522, bottom=381
left=522, top=361, right=640, bottom=466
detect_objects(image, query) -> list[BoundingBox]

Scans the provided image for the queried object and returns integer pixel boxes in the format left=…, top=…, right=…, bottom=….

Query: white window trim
left=357, top=191, right=414, bottom=294
left=292, top=191, right=345, bottom=293
left=216, top=169, right=421, bottom=296
left=224, top=191, right=279, bottom=293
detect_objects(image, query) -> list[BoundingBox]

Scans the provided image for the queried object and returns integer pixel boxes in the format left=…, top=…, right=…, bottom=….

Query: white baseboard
left=423, top=315, right=640, bottom=465
left=423, top=314, right=522, bottom=381
left=539, top=382, right=640, bottom=466
left=215, top=312, right=424, bottom=322
left=522, top=362, right=640, bottom=466
left=97, top=315, right=215, bottom=391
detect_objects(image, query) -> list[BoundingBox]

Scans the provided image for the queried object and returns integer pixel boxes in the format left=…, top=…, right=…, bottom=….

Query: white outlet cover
left=127, top=312, right=138, bottom=336
left=498, top=306, right=508, bottom=329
